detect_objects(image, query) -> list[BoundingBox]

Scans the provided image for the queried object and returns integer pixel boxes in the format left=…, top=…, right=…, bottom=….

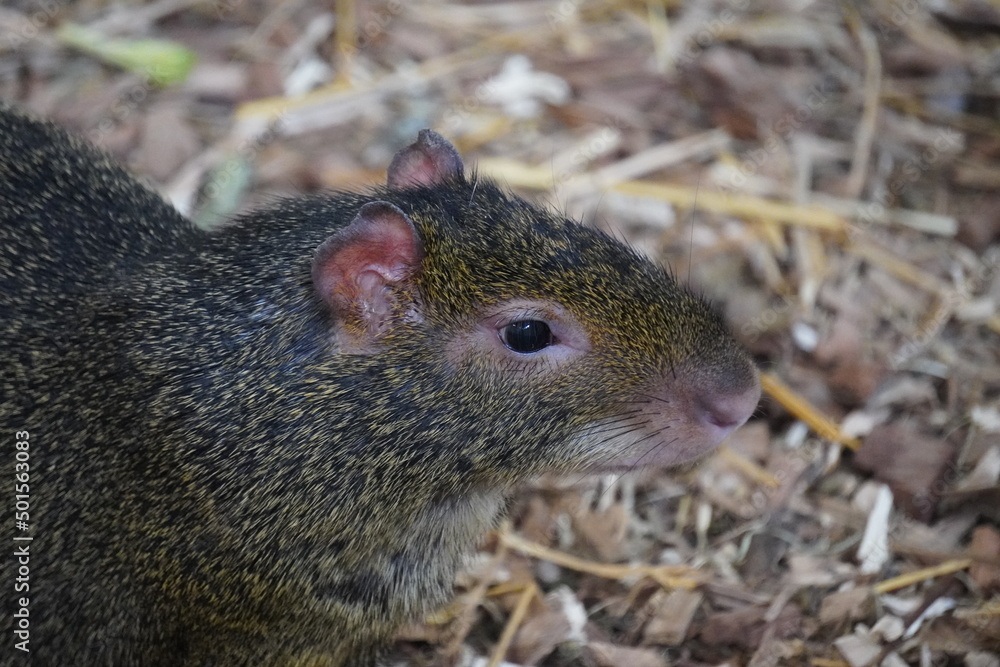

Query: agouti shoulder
left=0, top=104, right=759, bottom=665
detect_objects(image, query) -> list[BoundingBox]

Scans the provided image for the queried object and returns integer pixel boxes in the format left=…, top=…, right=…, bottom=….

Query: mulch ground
left=3, top=1, right=998, bottom=665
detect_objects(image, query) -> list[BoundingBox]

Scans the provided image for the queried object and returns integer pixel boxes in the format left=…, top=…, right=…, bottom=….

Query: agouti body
left=1, top=104, right=759, bottom=665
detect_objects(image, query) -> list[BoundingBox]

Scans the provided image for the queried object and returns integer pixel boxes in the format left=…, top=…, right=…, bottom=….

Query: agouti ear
left=387, top=129, right=464, bottom=189
left=312, top=201, right=423, bottom=350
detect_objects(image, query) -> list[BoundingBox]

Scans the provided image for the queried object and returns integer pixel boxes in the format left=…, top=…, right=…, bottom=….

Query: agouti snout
left=0, top=106, right=759, bottom=665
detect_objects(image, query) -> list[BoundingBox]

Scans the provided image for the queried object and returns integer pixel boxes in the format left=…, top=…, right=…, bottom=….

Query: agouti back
left=0, top=104, right=760, bottom=665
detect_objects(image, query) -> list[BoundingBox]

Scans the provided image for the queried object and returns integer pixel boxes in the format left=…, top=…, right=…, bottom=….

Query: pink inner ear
left=387, top=129, right=464, bottom=189
left=312, top=202, right=423, bottom=321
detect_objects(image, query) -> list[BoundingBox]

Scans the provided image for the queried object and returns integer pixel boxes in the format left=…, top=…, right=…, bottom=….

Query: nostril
left=697, top=380, right=761, bottom=432
left=703, top=396, right=748, bottom=429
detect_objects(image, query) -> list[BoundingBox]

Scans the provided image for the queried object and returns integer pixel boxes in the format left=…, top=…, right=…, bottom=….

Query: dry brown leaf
left=819, top=587, right=875, bottom=629
left=573, top=502, right=630, bottom=563
left=700, top=604, right=803, bottom=650
left=585, top=640, right=669, bottom=667
left=641, top=588, right=704, bottom=646
left=853, top=422, right=956, bottom=521
left=509, top=604, right=571, bottom=665
left=969, top=526, right=1000, bottom=594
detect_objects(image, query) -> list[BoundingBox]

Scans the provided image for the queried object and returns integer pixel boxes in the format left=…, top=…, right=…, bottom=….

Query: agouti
left=0, top=104, right=760, bottom=666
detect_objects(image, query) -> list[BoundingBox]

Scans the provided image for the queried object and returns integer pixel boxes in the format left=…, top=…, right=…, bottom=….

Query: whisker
left=575, top=417, right=647, bottom=440
left=562, top=421, right=647, bottom=488
left=633, top=392, right=670, bottom=406
left=596, top=430, right=680, bottom=505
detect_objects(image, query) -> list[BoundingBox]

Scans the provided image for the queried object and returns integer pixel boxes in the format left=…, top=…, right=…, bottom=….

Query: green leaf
left=56, top=22, right=196, bottom=86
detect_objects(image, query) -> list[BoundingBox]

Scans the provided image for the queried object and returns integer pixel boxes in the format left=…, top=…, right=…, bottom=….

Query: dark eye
left=500, top=320, right=553, bottom=354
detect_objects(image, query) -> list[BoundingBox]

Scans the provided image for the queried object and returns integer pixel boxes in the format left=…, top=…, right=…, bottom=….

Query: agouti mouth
left=575, top=359, right=761, bottom=473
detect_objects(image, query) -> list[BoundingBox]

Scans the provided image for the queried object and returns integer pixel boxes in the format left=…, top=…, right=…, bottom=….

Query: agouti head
left=311, top=130, right=759, bottom=489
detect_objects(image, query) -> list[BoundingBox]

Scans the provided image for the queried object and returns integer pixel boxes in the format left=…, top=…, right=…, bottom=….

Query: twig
left=843, top=5, right=882, bottom=199
left=486, top=581, right=539, bottom=667
left=760, top=373, right=862, bottom=450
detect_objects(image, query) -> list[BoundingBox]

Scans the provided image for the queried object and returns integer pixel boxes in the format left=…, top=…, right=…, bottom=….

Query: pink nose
left=698, top=378, right=760, bottom=437
left=619, top=358, right=761, bottom=471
